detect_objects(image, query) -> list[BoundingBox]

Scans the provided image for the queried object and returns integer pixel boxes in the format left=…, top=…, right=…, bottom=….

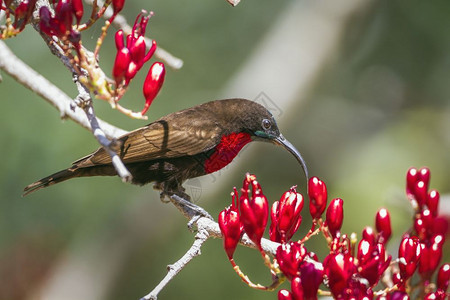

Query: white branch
left=140, top=194, right=280, bottom=300
left=0, top=40, right=127, bottom=139
left=73, top=80, right=132, bottom=182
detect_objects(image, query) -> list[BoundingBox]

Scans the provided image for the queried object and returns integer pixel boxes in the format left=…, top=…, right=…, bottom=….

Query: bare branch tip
left=227, top=0, right=241, bottom=7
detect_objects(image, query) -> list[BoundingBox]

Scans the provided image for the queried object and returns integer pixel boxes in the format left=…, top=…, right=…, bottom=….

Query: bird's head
left=218, top=99, right=309, bottom=181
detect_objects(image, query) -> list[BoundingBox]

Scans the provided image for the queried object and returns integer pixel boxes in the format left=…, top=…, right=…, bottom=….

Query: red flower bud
left=324, top=253, right=356, bottom=298
left=55, top=0, right=73, bottom=36
left=421, top=209, right=433, bottom=231
left=13, top=0, right=37, bottom=30
left=115, top=29, right=125, bottom=50
left=418, top=167, right=431, bottom=189
left=130, top=35, right=147, bottom=68
left=276, top=242, right=307, bottom=280
left=414, top=181, right=428, bottom=208
left=325, top=198, right=344, bottom=238
left=358, top=240, right=391, bottom=286
left=308, top=177, right=327, bottom=219
left=375, top=208, right=392, bottom=243
left=398, top=237, right=422, bottom=280
left=111, top=0, right=125, bottom=17
left=437, top=263, right=450, bottom=292
left=362, top=226, right=376, bottom=246
left=299, top=261, right=323, bottom=300
left=270, top=186, right=304, bottom=243
left=433, top=216, right=449, bottom=237
left=72, top=0, right=83, bottom=25
left=357, top=239, right=374, bottom=266
left=427, top=190, right=440, bottom=217
left=278, top=289, right=294, bottom=300
left=39, top=6, right=53, bottom=34
left=406, top=167, right=431, bottom=209
left=112, top=47, right=131, bottom=86
left=291, top=277, right=305, bottom=300
left=113, top=12, right=157, bottom=86
left=141, top=62, right=165, bottom=115
left=239, top=174, right=268, bottom=250
left=419, top=235, right=444, bottom=279
left=218, top=188, right=243, bottom=260
left=406, top=167, right=418, bottom=199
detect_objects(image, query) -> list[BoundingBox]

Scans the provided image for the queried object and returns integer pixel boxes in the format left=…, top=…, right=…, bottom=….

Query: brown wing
left=74, top=110, right=222, bottom=168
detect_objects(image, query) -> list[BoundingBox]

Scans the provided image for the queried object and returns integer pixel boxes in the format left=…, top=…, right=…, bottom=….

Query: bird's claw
left=168, top=194, right=213, bottom=230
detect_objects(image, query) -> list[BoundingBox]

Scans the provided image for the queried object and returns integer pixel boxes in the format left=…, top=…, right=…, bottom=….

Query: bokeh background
left=1, top=0, right=449, bottom=299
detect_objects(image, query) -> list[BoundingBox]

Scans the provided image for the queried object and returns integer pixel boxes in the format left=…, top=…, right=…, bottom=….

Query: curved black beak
left=273, top=134, right=309, bottom=183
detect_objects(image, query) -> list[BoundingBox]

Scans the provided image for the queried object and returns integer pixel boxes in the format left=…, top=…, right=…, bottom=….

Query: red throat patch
left=204, top=132, right=252, bottom=174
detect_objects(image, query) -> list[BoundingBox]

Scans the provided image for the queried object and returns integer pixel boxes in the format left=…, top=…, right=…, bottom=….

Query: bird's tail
left=23, top=167, right=83, bottom=196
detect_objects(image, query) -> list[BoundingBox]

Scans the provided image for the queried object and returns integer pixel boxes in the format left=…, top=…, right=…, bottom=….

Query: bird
left=23, top=98, right=308, bottom=199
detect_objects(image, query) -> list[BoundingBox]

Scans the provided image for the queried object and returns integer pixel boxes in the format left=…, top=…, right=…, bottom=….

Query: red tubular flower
left=278, top=289, right=295, bottom=300
left=141, top=62, right=165, bottom=115
left=111, top=0, right=125, bottom=18
left=112, top=48, right=131, bottom=86
left=406, top=167, right=431, bottom=209
left=13, top=0, right=37, bottom=30
left=270, top=186, right=304, bottom=243
left=398, top=237, right=422, bottom=281
left=308, top=177, right=327, bottom=219
left=38, top=6, right=54, bottom=35
left=325, top=198, right=344, bottom=238
left=358, top=240, right=391, bottom=286
left=299, top=260, right=323, bottom=300
left=275, top=242, right=307, bottom=280
left=375, top=208, right=392, bottom=243
left=324, top=253, right=356, bottom=298
left=115, top=29, right=125, bottom=50
left=406, top=167, right=418, bottom=198
left=358, top=239, right=374, bottom=266
left=362, top=226, right=376, bottom=246
left=427, top=190, right=440, bottom=217
left=437, top=263, right=450, bottom=292
left=218, top=188, right=243, bottom=260
left=113, top=12, right=157, bottom=87
left=71, top=0, right=83, bottom=25
left=419, top=235, right=444, bottom=280
left=414, top=181, right=428, bottom=208
left=239, top=174, right=268, bottom=250
left=291, top=277, right=305, bottom=300
left=39, top=1, right=79, bottom=38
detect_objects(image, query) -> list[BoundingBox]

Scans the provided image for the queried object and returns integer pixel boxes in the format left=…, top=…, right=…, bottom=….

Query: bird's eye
left=261, top=119, right=272, bottom=130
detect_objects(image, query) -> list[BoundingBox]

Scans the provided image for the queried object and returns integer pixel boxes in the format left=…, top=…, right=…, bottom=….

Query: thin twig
left=73, top=78, right=132, bottom=182
left=83, top=0, right=184, bottom=70
left=226, top=0, right=241, bottom=7
left=141, top=194, right=281, bottom=300
left=0, top=40, right=127, bottom=139
left=141, top=222, right=209, bottom=300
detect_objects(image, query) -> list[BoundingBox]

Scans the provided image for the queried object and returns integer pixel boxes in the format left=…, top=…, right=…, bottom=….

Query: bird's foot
left=154, top=183, right=191, bottom=203
left=169, top=194, right=213, bottom=230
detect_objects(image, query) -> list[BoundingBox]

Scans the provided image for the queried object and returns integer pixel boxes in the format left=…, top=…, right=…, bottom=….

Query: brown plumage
left=23, top=98, right=308, bottom=198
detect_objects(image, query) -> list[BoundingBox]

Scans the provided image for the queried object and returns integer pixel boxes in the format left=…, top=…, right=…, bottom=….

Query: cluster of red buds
left=218, top=168, right=449, bottom=299
left=0, top=0, right=37, bottom=38
left=1, top=0, right=165, bottom=119
left=112, top=11, right=165, bottom=115
left=38, top=0, right=84, bottom=43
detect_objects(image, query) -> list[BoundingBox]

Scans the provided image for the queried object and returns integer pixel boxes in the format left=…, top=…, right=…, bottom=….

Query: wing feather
left=74, top=111, right=222, bottom=168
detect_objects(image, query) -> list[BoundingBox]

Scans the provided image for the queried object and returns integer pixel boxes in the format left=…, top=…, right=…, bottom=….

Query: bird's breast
left=203, top=132, right=252, bottom=174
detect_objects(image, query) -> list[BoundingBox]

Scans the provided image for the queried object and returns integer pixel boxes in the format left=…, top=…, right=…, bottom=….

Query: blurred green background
left=1, top=0, right=449, bottom=299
